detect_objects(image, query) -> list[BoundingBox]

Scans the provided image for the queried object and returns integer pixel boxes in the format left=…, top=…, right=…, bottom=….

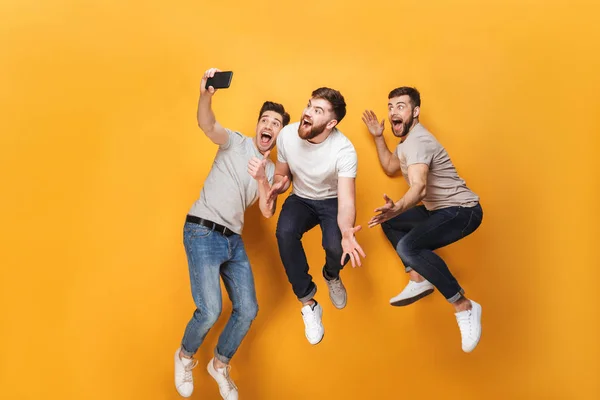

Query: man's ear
left=413, top=106, right=420, bottom=119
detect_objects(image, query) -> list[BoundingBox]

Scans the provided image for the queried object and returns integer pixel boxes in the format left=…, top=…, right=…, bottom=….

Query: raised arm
left=362, top=110, right=401, bottom=176
left=197, top=68, right=229, bottom=145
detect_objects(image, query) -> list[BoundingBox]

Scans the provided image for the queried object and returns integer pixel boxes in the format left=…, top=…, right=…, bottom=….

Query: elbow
left=198, top=121, right=215, bottom=135
left=384, top=168, right=395, bottom=177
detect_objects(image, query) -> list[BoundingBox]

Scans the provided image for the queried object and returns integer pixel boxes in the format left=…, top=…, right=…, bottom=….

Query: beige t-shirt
left=396, top=123, right=479, bottom=211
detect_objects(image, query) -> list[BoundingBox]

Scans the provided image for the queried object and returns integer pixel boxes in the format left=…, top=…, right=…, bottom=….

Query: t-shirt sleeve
left=404, top=136, right=436, bottom=166
left=276, top=128, right=287, bottom=163
left=337, top=144, right=358, bottom=178
left=219, top=129, right=246, bottom=151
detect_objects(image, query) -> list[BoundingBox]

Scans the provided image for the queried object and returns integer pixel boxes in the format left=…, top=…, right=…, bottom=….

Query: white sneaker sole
left=390, top=288, right=434, bottom=307
left=306, top=332, right=325, bottom=345
left=329, top=294, right=347, bottom=309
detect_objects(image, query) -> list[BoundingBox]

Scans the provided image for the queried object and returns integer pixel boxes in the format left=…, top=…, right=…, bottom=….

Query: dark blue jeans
left=276, top=195, right=347, bottom=303
left=381, top=204, right=483, bottom=303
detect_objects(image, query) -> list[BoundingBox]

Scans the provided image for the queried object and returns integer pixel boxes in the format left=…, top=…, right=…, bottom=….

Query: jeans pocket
left=184, top=223, right=213, bottom=239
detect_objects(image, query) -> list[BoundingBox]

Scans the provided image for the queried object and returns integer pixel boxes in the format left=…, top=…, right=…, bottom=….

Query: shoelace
left=329, top=280, right=344, bottom=295
left=220, top=365, right=238, bottom=392
left=302, top=307, right=318, bottom=327
left=183, top=359, right=198, bottom=383
left=456, top=310, right=472, bottom=335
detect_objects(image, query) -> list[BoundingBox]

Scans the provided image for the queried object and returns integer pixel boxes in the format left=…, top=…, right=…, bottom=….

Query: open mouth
left=392, top=118, right=403, bottom=130
left=301, top=117, right=312, bottom=129
left=260, top=131, right=272, bottom=145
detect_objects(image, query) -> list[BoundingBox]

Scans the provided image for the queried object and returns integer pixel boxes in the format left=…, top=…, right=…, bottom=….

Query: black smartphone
left=205, top=71, right=233, bottom=90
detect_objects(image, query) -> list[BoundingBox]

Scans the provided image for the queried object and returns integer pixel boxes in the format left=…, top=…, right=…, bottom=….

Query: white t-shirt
left=276, top=122, right=357, bottom=200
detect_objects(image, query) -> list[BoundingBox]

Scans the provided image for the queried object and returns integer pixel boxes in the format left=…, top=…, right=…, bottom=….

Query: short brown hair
left=388, top=87, right=421, bottom=108
left=258, top=101, right=290, bottom=126
left=311, top=87, right=346, bottom=123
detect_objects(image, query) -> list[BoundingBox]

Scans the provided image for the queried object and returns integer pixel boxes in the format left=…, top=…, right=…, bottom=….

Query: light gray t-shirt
left=396, top=123, right=479, bottom=211
left=276, top=122, right=357, bottom=200
left=188, top=129, right=275, bottom=234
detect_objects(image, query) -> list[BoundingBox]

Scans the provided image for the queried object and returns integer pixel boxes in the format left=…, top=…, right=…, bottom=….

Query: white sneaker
left=207, top=358, right=239, bottom=400
left=389, top=280, right=435, bottom=306
left=301, top=302, right=324, bottom=345
left=455, top=300, right=482, bottom=353
left=325, top=276, right=347, bottom=309
left=174, top=348, right=197, bottom=398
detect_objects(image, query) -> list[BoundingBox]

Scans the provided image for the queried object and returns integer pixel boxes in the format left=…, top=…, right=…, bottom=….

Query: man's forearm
left=395, top=184, right=427, bottom=215
left=257, top=178, right=275, bottom=218
left=197, top=93, right=216, bottom=133
left=337, top=203, right=356, bottom=234
left=373, top=136, right=395, bottom=175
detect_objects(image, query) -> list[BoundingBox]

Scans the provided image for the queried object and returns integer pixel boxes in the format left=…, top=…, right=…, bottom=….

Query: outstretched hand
left=368, top=194, right=399, bottom=227
left=266, top=175, right=289, bottom=207
left=341, top=225, right=366, bottom=267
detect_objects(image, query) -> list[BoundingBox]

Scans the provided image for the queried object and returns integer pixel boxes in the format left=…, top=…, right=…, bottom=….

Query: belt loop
left=211, top=222, right=216, bottom=231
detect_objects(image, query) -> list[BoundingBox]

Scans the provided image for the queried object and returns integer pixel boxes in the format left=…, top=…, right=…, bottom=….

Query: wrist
left=393, top=200, right=403, bottom=214
left=341, top=227, right=354, bottom=237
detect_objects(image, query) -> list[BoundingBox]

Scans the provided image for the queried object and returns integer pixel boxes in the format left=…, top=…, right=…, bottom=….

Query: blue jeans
left=381, top=204, right=483, bottom=303
left=180, top=222, right=258, bottom=364
left=275, top=194, right=348, bottom=303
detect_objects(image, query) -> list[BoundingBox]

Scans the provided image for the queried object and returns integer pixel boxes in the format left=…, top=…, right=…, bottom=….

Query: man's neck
left=306, top=128, right=333, bottom=144
left=252, top=136, right=266, bottom=155
left=400, top=120, right=420, bottom=143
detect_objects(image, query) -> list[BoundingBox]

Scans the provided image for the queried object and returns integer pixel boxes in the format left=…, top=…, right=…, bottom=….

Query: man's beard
left=393, top=114, right=414, bottom=137
left=299, top=120, right=327, bottom=140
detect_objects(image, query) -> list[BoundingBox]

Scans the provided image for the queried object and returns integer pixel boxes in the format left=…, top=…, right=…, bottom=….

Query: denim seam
left=406, top=249, right=462, bottom=301
left=461, top=210, right=475, bottom=237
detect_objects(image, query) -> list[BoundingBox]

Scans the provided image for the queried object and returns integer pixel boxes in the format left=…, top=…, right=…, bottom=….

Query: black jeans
left=381, top=204, right=483, bottom=303
left=276, top=195, right=347, bottom=302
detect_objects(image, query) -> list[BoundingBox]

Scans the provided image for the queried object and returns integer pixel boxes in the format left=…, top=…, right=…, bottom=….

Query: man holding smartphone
left=267, top=87, right=366, bottom=345
left=362, top=87, right=483, bottom=353
left=174, top=68, right=290, bottom=399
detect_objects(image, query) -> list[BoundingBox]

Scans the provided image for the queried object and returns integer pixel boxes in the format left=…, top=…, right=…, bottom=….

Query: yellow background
left=1, top=0, right=599, bottom=399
